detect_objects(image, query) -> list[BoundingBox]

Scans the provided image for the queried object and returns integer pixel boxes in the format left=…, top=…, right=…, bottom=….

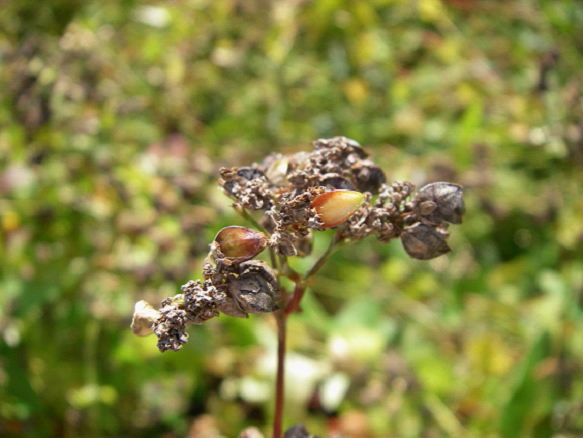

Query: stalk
left=273, top=233, right=340, bottom=437
left=273, top=310, right=287, bottom=438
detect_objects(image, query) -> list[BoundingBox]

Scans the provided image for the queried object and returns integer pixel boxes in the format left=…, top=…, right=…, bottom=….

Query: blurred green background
left=1, top=0, right=583, bottom=437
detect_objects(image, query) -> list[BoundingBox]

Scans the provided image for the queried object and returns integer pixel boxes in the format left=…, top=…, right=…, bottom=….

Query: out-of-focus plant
left=132, top=136, right=464, bottom=437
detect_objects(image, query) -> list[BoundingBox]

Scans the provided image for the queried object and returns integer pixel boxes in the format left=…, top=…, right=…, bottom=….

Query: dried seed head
left=153, top=297, right=191, bottom=352
left=228, top=260, right=280, bottom=314
left=401, top=223, right=451, bottom=260
left=417, top=182, right=464, bottom=224
left=218, top=167, right=272, bottom=210
left=182, top=280, right=226, bottom=323
left=131, top=300, right=160, bottom=336
left=311, top=190, right=366, bottom=229
left=214, top=226, right=267, bottom=261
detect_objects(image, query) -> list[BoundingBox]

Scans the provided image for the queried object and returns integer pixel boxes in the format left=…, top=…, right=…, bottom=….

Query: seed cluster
left=131, top=137, right=465, bottom=352
left=132, top=229, right=279, bottom=352
left=220, top=136, right=463, bottom=258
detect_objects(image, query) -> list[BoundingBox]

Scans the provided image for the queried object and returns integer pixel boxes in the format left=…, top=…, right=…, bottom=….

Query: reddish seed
left=214, top=226, right=267, bottom=260
left=311, top=190, right=365, bottom=228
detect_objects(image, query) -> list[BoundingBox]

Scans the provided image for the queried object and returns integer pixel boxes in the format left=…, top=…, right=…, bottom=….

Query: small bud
left=401, top=223, right=451, bottom=260
left=131, top=300, right=160, bottom=336
left=311, top=190, right=365, bottom=228
left=214, top=226, right=267, bottom=261
left=321, top=174, right=356, bottom=191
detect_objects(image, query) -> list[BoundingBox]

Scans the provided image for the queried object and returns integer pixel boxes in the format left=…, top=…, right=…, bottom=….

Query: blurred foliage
left=1, top=0, right=583, bottom=437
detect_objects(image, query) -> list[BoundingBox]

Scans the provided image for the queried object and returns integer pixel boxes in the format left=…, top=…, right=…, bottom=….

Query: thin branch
left=304, top=232, right=340, bottom=280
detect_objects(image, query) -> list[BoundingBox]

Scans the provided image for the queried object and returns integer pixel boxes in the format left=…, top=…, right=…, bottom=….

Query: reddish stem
left=273, top=311, right=286, bottom=438
left=273, top=233, right=339, bottom=437
left=284, top=282, right=306, bottom=316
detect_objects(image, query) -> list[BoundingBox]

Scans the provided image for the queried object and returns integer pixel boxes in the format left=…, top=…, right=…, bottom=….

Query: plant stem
left=273, top=232, right=341, bottom=437
left=273, top=310, right=287, bottom=438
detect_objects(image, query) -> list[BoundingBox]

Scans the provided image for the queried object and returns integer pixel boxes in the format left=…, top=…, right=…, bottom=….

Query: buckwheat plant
left=131, top=137, right=464, bottom=438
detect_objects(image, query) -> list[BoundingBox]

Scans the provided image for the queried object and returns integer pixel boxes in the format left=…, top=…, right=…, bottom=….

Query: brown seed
left=321, top=174, right=356, bottom=191
left=214, top=226, right=267, bottom=261
left=351, top=160, right=386, bottom=194
left=401, top=223, right=451, bottom=260
left=228, top=260, right=280, bottom=314
left=417, top=182, right=464, bottom=224
left=311, top=190, right=365, bottom=229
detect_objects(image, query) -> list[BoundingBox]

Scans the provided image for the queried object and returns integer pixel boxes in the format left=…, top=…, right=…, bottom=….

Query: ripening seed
left=311, top=190, right=365, bottom=228
left=215, top=226, right=267, bottom=260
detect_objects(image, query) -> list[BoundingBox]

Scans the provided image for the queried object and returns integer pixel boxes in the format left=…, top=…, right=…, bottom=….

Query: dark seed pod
left=417, top=182, right=464, bottom=224
left=320, top=174, right=356, bottom=191
left=214, top=226, right=267, bottom=261
left=351, top=160, right=386, bottom=194
left=401, top=223, right=451, bottom=260
left=218, top=296, right=249, bottom=318
left=237, top=166, right=266, bottom=181
left=228, top=260, right=280, bottom=314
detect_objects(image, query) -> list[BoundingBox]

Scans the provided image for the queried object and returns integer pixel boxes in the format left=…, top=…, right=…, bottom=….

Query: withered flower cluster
left=133, top=225, right=278, bottom=351
left=220, top=136, right=463, bottom=257
left=132, top=137, right=464, bottom=351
